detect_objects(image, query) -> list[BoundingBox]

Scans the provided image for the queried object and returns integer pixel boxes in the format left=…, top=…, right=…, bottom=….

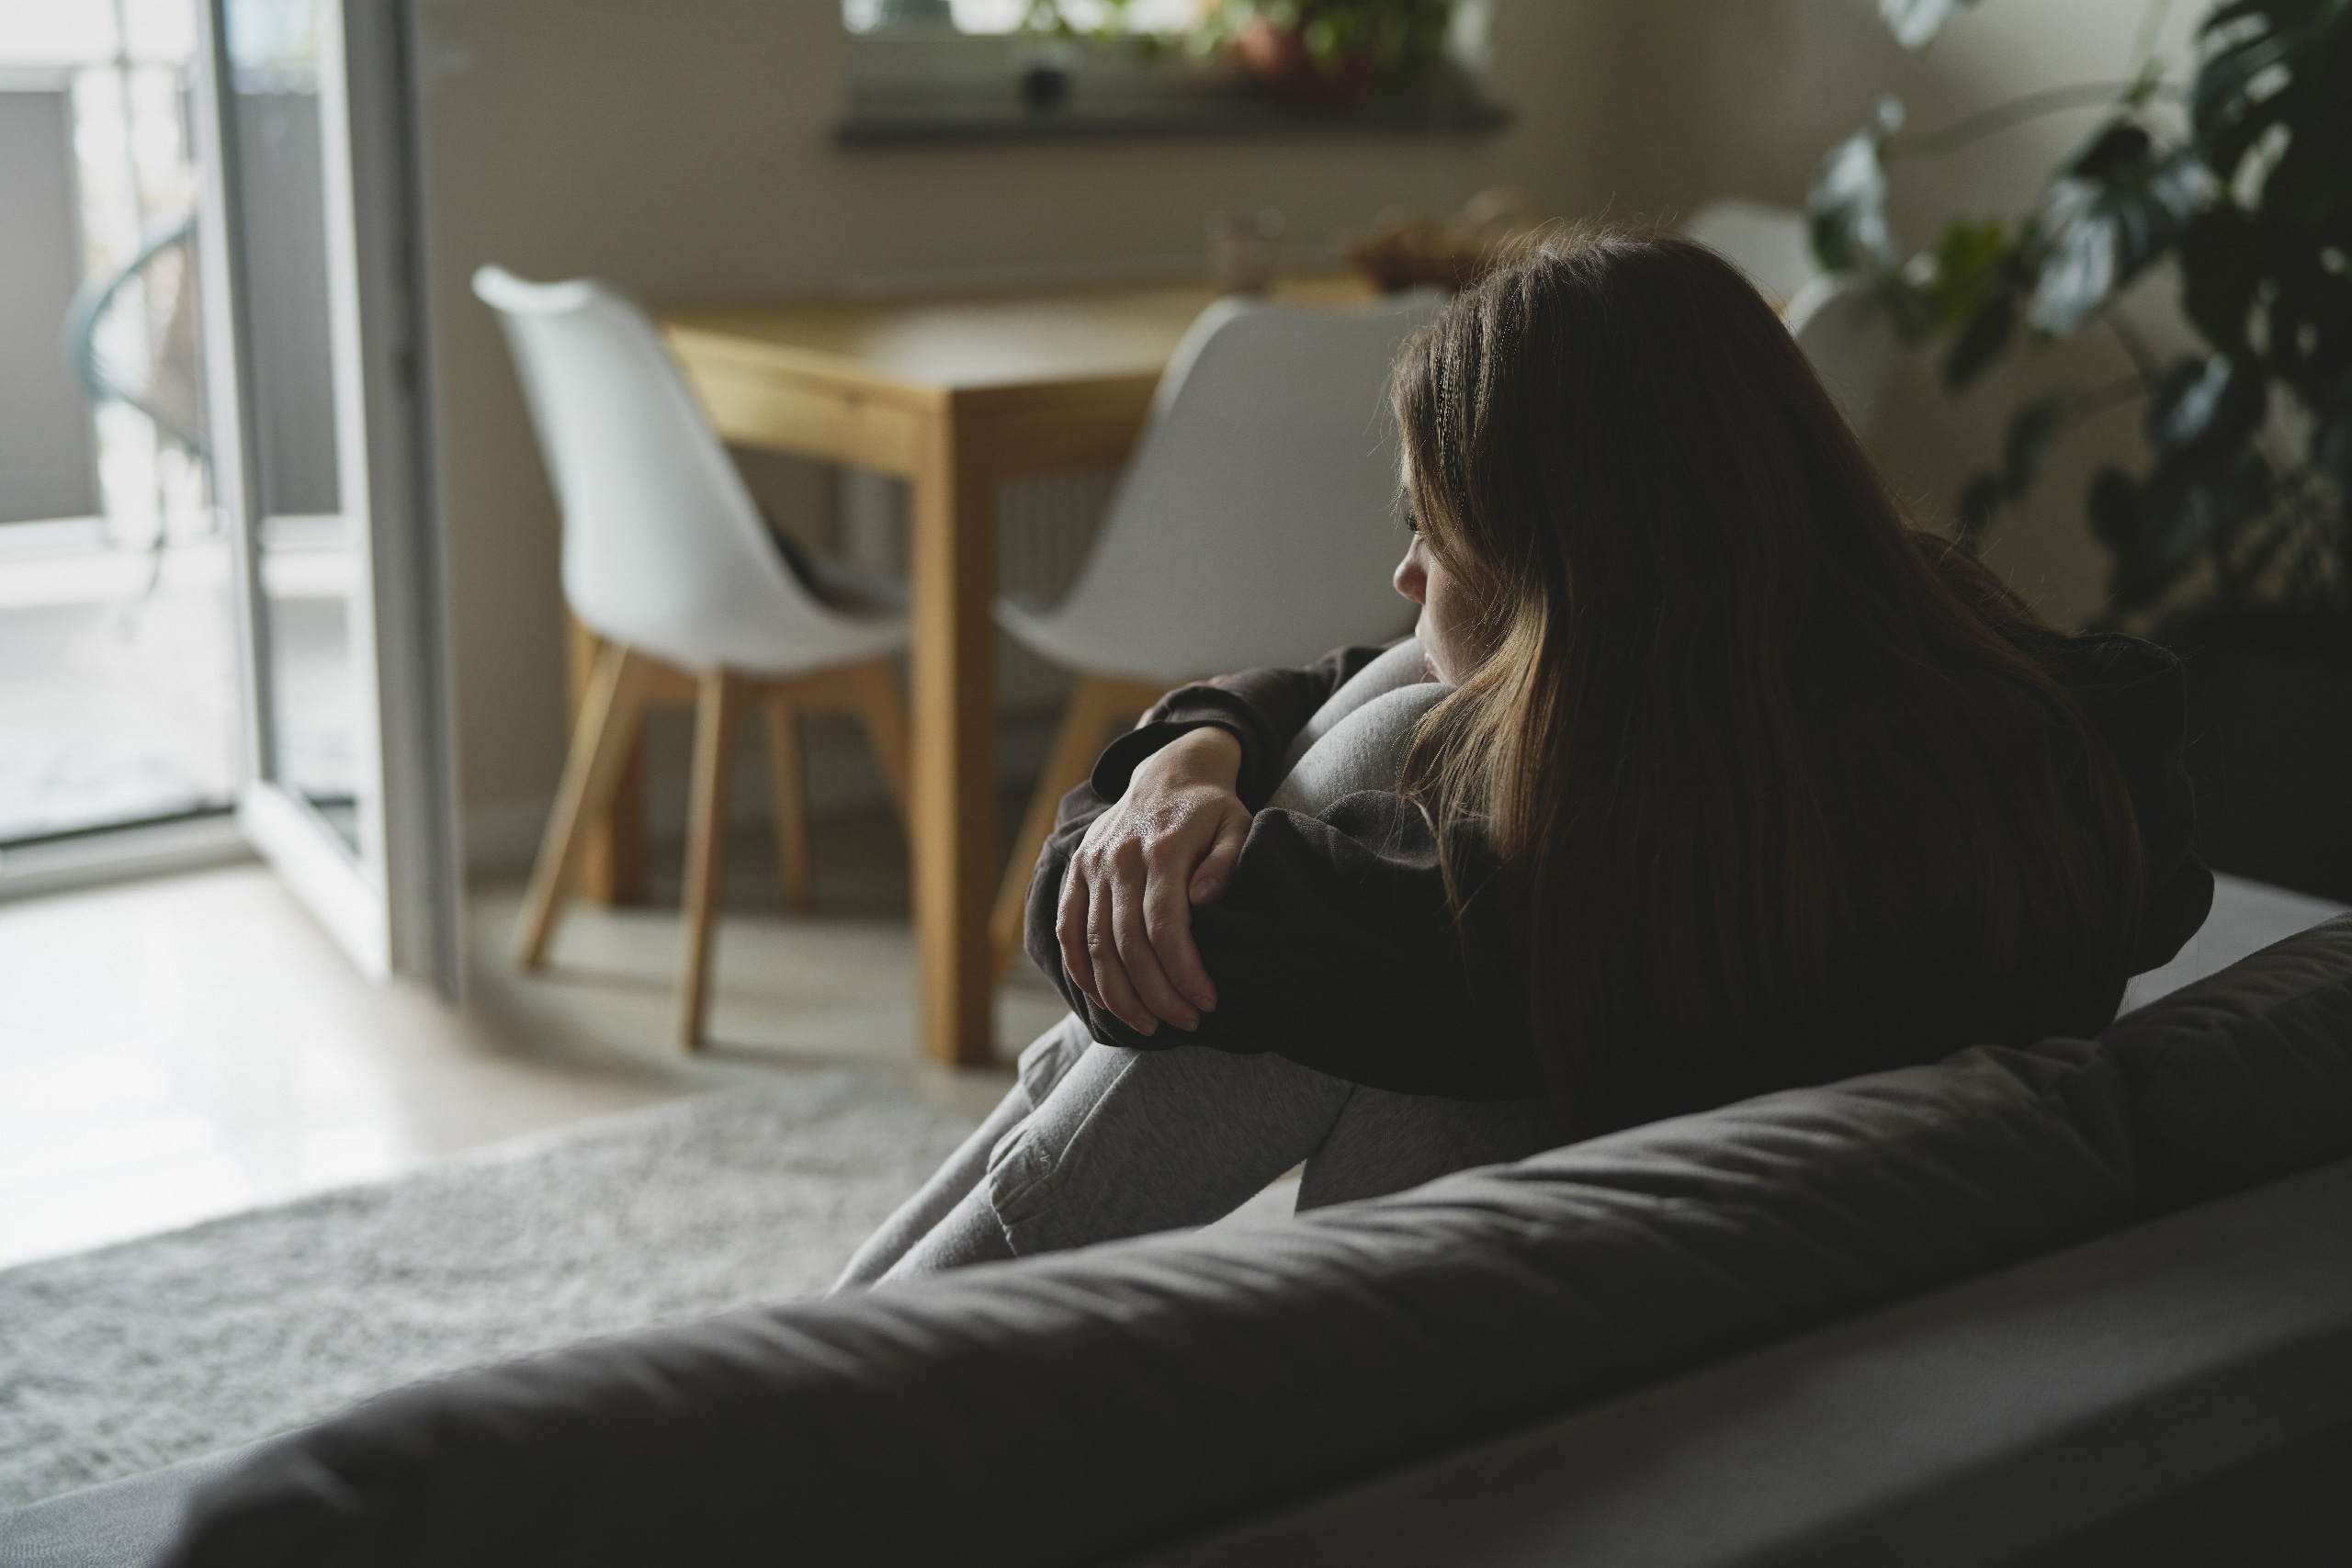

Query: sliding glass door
left=192, top=0, right=459, bottom=994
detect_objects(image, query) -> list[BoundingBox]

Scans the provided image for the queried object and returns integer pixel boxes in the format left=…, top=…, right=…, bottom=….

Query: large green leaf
left=2146, top=353, right=2267, bottom=456
left=2027, top=122, right=2207, bottom=334
left=2177, top=208, right=2267, bottom=354
left=2193, top=1, right=2311, bottom=183
left=1920, top=216, right=2011, bottom=331
left=1880, top=0, right=1981, bottom=50
left=2088, top=466, right=2141, bottom=551
left=1807, top=101, right=1904, bottom=275
left=2002, top=393, right=2073, bottom=496
left=1940, top=287, right=2018, bottom=391
left=2194, top=0, right=2352, bottom=224
left=1950, top=393, right=2071, bottom=547
left=2314, top=372, right=2352, bottom=485
left=2088, top=466, right=2199, bottom=614
left=2110, top=444, right=2280, bottom=612
left=2259, top=240, right=2352, bottom=400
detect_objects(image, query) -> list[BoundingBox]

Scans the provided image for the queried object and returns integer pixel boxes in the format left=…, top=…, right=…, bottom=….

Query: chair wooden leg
left=989, top=671, right=1169, bottom=975
left=763, top=696, right=814, bottom=915
left=677, top=669, right=749, bottom=1050
left=566, top=614, right=650, bottom=907
left=846, top=658, right=912, bottom=827
left=514, top=641, right=654, bottom=972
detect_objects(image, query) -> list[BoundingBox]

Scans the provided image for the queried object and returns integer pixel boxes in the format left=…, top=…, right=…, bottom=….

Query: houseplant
left=1198, top=0, right=1455, bottom=108
left=1807, top=0, right=2352, bottom=900
left=1017, top=1, right=1457, bottom=112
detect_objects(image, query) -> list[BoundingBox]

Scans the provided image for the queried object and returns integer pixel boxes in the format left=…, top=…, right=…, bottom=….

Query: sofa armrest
left=1136, top=1156, right=2352, bottom=1568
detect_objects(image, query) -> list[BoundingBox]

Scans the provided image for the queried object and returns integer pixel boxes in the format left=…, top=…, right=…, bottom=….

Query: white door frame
left=191, top=0, right=462, bottom=998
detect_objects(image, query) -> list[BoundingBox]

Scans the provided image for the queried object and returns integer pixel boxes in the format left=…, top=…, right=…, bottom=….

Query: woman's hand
left=1057, top=727, right=1251, bottom=1035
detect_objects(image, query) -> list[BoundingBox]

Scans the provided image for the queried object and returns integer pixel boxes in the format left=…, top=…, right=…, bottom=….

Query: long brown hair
left=1393, top=224, right=2145, bottom=1137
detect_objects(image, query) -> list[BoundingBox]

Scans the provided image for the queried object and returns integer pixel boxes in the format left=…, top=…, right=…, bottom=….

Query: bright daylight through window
left=0, top=0, right=363, bottom=858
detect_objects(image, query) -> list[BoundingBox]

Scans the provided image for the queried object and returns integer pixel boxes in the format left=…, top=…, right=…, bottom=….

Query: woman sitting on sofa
left=837, top=225, right=2212, bottom=1287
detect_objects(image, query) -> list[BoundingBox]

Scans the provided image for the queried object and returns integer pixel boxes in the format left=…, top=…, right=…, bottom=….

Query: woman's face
left=1394, top=529, right=1487, bottom=685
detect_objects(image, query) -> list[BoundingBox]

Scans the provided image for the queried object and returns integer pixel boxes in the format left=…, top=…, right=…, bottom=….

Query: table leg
left=563, top=614, right=648, bottom=906
left=909, top=412, right=999, bottom=1066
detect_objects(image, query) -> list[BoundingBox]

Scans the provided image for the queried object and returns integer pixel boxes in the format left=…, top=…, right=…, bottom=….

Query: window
left=844, top=1, right=1202, bottom=33
left=836, top=1, right=1505, bottom=146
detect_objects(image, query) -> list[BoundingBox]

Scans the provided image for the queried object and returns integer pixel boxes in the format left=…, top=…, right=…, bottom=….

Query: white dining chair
left=1684, top=198, right=1899, bottom=437
left=989, top=289, right=1445, bottom=968
left=474, top=265, right=912, bottom=1049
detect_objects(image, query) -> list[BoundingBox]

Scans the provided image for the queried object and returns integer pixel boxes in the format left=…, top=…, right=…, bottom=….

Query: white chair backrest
left=1684, top=197, right=1822, bottom=308
left=1785, top=273, right=1900, bottom=436
left=471, top=265, right=851, bottom=673
left=1683, top=201, right=1898, bottom=439
left=1024, top=290, right=1444, bottom=682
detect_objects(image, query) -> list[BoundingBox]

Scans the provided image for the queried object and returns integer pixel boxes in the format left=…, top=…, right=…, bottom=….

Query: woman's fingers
left=1145, top=866, right=1213, bottom=1016
left=1052, top=743, right=1253, bottom=1035
left=1189, top=807, right=1250, bottom=906
left=1115, top=849, right=1200, bottom=1031
left=1158, top=805, right=1249, bottom=1012
left=1085, top=878, right=1157, bottom=1035
left=1057, top=865, right=1100, bottom=1010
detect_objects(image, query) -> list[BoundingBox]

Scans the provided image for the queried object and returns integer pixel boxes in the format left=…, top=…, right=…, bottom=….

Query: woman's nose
left=1394, top=541, right=1428, bottom=604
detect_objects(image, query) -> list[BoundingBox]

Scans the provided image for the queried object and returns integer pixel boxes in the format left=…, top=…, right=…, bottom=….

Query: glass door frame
left=189, top=0, right=461, bottom=998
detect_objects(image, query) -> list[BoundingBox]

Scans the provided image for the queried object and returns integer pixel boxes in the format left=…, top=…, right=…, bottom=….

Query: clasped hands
left=1056, top=726, right=1250, bottom=1036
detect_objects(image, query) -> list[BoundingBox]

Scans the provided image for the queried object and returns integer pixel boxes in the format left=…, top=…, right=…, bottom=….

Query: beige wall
left=418, top=0, right=2193, bottom=860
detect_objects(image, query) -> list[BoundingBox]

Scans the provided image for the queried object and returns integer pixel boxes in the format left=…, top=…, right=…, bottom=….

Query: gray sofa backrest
left=160, top=921, right=2352, bottom=1568
left=2100, top=917, right=2352, bottom=1214
left=1145, top=1156, right=2352, bottom=1568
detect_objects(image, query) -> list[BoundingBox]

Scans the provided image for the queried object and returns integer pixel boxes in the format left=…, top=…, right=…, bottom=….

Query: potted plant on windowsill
left=1807, top=0, right=2352, bottom=902
left=1196, top=0, right=1457, bottom=112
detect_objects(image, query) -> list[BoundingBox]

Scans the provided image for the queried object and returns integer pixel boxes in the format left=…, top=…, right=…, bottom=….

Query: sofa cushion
left=160, top=1043, right=2131, bottom=1568
left=2098, top=915, right=2352, bottom=1215
left=1136, top=1155, right=2352, bottom=1568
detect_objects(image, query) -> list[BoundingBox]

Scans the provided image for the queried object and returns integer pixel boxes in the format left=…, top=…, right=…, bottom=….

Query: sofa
left=6, top=915, right=2349, bottom=1568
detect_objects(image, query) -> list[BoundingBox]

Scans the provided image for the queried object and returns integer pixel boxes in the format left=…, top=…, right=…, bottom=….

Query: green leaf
left=2089, top=462, right=2205, bottom=616
left=2027, top=124, right=2207, bottom=335
left=1879, top=0, right=1980, bottom=50
left=2100, top=462, right=2211, bottom=615
left=1919, top=215, right=2012, bottom=333
left=2110, top=443, right=2279, bottom=613
left=2260, top=242, right=2352, bottom=397
left=2177, top=209, right=2267, bottom=354
left=1807, top=100, right=1905, bottom=275
left=2194, top=2, right=2313, bottom=196
left=1949, top=394, right=2071, bottom=550
left=1941, top=287, right=2018, bottom=391
left=2145, top=354, right=2267, bottom=456
left=2315, top=374, right=2352, bottom=486
left=2064, top=120, right=2157, bottom=183
left=2088, top=465, right=2143, bottom=550
left=2001, top=393, right=2073, bottom=499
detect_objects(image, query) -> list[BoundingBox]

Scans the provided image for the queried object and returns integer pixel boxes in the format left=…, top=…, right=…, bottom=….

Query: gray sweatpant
left=832, top=1013, right=1559, bottom=1290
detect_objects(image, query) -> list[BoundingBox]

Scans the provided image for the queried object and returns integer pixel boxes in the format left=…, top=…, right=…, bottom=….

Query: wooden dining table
left=568, top=273, right=1375, bottom=1067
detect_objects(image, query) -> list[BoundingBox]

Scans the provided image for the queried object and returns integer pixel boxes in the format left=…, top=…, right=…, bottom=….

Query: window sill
left=835, top=95, right=1511, bottom=148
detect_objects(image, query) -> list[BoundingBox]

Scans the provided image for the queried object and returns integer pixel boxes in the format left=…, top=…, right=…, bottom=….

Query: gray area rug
left=0, top=1072, right=969, bottom=1509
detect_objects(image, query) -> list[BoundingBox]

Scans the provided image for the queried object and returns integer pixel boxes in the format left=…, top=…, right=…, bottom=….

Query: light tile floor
left=0, top=802, right=1044, bottom=1269
left=466, top=795, right=1052, bottom=1123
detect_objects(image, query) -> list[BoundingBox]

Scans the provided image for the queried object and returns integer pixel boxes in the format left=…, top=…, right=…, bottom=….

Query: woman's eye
left=1404, top=508, right=1419, bottom=535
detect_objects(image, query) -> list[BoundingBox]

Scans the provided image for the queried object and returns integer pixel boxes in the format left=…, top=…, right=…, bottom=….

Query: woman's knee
left=1296, top=1091, right=1561, bottom=1211
left=984, top=1043, right=1352, bottom=1256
